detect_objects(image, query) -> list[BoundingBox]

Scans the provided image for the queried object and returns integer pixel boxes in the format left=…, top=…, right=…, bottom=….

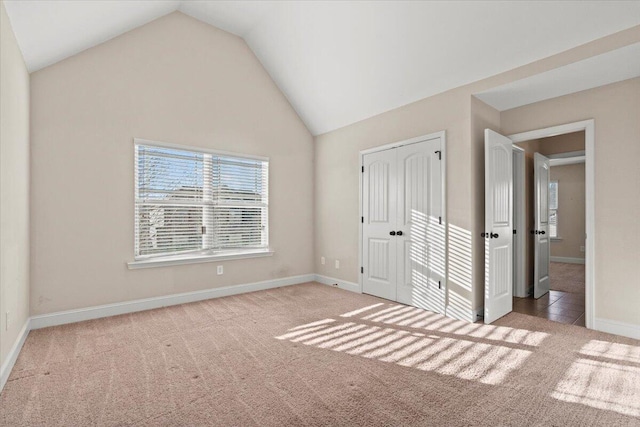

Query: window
left=134, top=141, right=269, bottom=261
left=549, top=180, right=558, bottom=238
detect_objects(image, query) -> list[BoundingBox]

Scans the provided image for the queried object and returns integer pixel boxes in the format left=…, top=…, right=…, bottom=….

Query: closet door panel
left=362, top=149, right=397, bottom=301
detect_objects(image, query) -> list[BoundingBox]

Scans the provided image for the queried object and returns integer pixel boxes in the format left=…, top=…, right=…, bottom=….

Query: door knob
left=540, top=230, right=546, bottom=235
left=481, top=232, right=486, bottom=238
left=389, top=231, right=396, bottom=236
left=397, top=231, right=403, bottom=236
left=491, top=233, right=499, bottom=239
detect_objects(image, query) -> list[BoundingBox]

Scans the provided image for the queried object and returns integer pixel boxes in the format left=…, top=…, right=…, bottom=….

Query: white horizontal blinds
left=211, top=156, right=268, bottom=249
left=135, top=145, right=206, bottom=257
left=135, top=142, right=268, bottom=258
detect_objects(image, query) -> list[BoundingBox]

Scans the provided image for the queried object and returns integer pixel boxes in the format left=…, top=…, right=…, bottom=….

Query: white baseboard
left=1, top=319, right=30, bottom=392
left=550, top=256, right=585, bottom=264
left=314, top=274, right=361, bottom=293
left=593, top=317, right=640, bottom=340
left=445, top=306, right=476, bottom=323
left=30, top=274, right=315, bottom=330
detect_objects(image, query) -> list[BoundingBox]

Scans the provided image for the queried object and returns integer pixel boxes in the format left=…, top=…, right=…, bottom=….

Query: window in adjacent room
left=134, top=141, right=269, bottom=260
left=549, top=180, right=558, bottom=238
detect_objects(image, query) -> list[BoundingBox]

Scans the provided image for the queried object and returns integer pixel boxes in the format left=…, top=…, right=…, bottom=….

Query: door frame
left=512, top=145, right=527, bottom=297
left=508, top=119, right=594, bottom=329
left=358, top=131, right=447, bottom=297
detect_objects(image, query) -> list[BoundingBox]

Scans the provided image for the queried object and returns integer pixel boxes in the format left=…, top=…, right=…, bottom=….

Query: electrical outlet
left=321, top=256, right=325, bottom=265
left=217, top=265, right=224, bottom=275
left=335, top=259, right=340, bottom=269
left=580, top=246, right=585, bottom=252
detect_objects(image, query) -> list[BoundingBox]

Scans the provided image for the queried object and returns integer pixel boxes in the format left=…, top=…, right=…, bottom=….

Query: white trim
left=549, top=156, right=585, bottom=167
left=593, top=317, right=640, bottom=340
left=30, top=274, right=314, bottom=330
left=314, top=274, right=361, bottom=293
left=128, top=249, right=274, bottom=269
left=359, top=132, right=444, bottom=155
left=446, top=305, right=478, bottom=323
left=0, top=319, right=30, bottom=392
left=550, top=256, right=585, bottom=265
left=547, top=150, right=585, bottom=159
left=508, top=119, right=595, bottom=330
left=512, top=146, right=527, bottom=298
left=134, top=138, right=269, bottom=162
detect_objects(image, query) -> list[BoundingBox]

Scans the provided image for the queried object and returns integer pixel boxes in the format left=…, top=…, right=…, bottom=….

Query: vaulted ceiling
left=4, top=1, right=640, bottom=135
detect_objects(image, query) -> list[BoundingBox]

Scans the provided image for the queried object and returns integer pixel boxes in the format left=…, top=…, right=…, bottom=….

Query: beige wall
left=501, top=77, right=640, bottom=325
left=539, top=131, right=585, bottom=155
left=550, top=163, right=586, bottom=259
left=30, top=12, right=314, bottom=315
left=0, top=1, right=30, bottom=367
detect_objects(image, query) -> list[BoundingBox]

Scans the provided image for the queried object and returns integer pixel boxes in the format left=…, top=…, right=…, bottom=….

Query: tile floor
left=513, top=290, right=585, bottom=326
left=512, top=262, right=586, bottom=326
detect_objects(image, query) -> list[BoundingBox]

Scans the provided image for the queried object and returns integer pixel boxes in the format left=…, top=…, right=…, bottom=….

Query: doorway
left=509, top=120, right=596, bottom=329
left=484, top=120, right=594, bottom=328
left=512, top=131, right=587, bottom=326
left=359, top=132, right=447, bottom=315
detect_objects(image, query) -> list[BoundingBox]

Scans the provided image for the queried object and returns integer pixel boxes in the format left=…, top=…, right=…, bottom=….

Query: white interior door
left=362, top=148, right=397, bottom=301
left=396, top=139, right=445, bottom=314
left=484, top=129, right=513, bottom=324
left=534, top=153, right=551, bottom=299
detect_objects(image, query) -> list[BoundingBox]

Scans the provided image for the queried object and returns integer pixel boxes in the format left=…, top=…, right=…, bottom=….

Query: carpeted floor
left=550, top=262, right=586, bottom=294
left=1, top=282, right=639, bottom=426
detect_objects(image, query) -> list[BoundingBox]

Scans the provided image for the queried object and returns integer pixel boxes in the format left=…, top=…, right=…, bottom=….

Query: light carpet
left=1, top=283, right=638, bottom=426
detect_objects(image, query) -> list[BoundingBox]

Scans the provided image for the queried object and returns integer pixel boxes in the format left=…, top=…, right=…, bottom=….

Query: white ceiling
left=476, top=43, right=640, bottom=111
left=4, top=1, right=640, bottom=135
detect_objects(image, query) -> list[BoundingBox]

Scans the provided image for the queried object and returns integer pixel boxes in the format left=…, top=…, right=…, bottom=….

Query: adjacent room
left=1, top=1, right=639, bottom=425
left=511, top=131, right=587, bottom=326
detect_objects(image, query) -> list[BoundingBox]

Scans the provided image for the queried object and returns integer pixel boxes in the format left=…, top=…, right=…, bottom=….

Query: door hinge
left=361, top=267, right=364, bottom=274
left=513, top=229, right=516, bottom=235
left=439, top=216, right=442, bottom=225
left=435, top=150, right=442, bottom=160
left=201, top=226, right=207, bottom=234
left=362, top=166, right=364, bottom=173
left=361, top=216, right=364, bottom=223
left=438, top=280, right=442, bottom=289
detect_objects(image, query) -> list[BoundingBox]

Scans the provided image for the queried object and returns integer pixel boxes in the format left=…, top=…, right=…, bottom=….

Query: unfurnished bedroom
left=1, top=1, right=639, bottom=426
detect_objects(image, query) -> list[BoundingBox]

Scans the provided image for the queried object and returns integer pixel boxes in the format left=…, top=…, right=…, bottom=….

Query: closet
left=361, top=133, right=446, bottom=315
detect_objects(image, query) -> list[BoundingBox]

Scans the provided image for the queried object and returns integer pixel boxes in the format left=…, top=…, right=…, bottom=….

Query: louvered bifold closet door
left=135, top=145, right=208, bottom=257
left=211, top=156, right=269, bottom=250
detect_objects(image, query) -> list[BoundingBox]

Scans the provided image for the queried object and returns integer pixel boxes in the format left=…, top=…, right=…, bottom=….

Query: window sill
left=127, top=249, right=274, bottom=270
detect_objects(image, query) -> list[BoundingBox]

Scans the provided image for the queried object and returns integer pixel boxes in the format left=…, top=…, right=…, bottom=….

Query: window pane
left=213, top=206, right=266, bottom=249
left=136, top=204, right=204, bottom=256
left=549, top=181, right=558, bottom=210
left=137, top=146, right=204, bottom=201
left=212, top=156, right=268, bottom=204
left=549, top=209, right=558, bottom=238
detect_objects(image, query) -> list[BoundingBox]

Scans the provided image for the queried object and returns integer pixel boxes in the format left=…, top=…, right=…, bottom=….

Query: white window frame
left=128, top=138, right=273, bottom=269
left=549, top=180, right=559, bottom=239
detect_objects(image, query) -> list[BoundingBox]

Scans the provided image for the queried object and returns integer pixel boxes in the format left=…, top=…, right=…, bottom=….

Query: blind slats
left=135, top=143, right=268, bottom=258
